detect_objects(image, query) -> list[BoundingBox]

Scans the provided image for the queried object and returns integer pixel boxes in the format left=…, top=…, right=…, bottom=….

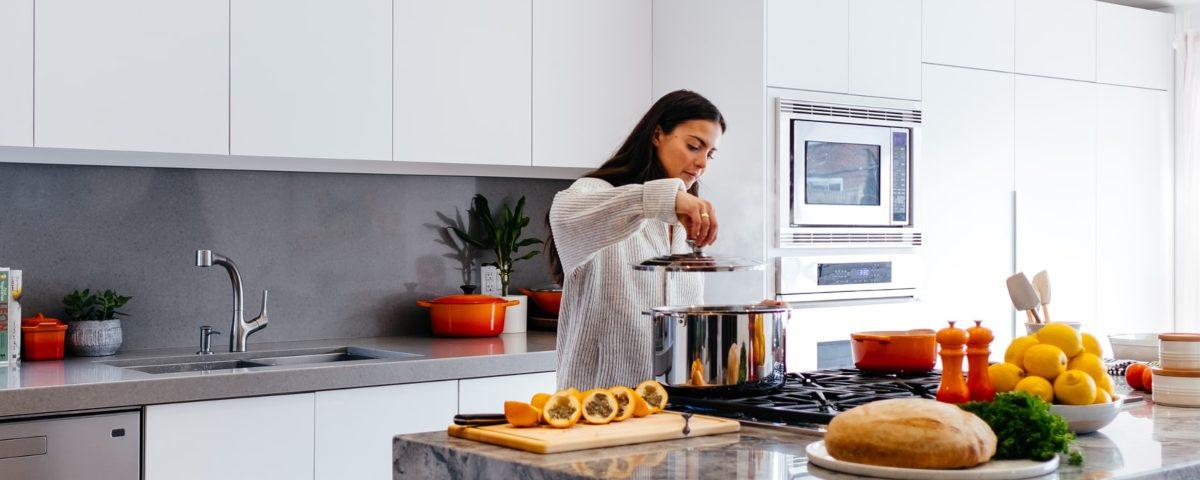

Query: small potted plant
left=63, top=289, right=131, bottom=356
left=451, top=194, right=542, bottom=333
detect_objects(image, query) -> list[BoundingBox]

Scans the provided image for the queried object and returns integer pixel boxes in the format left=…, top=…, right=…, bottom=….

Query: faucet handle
left=249, top=290, right=269, bottom=330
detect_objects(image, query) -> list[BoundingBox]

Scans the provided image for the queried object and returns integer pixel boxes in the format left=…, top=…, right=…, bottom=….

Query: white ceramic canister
left=1159, top=333, right=1200, bottom=370
left=1152, top=368, right=1200, bottom=408
left=501, top=295, right=527, bottom=334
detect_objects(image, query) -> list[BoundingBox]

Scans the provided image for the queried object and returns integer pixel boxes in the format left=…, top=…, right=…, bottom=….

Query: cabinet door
left=458, top=371, right=557, bottom=413
left=1015, top=0, right=1096, bottom=81
left=766, top=0, right=849, bottom=93
left=0, top=0, right=32, bottom=147
left=849, top=0, right=921, bottom=100
left=919, top=64, right=1016, bottom=353
left=1097, top=3, right=1173, bottom=91
left=145, top=394, right=315, bottom=480
left=232, top=0, right=391, bottom=160
left=35, top=0, right=228, bottom=154
left=1096, top=85, right=1172, bottom=340
left=923, top=0, right=1015, bottom=72
left=533, top=0, right=650, bottom=168
left=395, top=0, right=531, bottom=165
left=315, top=381, right=457, bottom=480
left=1015, top=76, right=1097, bottom=328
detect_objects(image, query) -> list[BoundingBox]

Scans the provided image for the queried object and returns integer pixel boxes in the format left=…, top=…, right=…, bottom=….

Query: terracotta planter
left=67, top=319, right=123, bottom=357
left=418, top=294, right=518, bottom=337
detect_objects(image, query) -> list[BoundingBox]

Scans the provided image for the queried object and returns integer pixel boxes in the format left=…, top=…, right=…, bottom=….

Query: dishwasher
left=0, top=410, right=140, bottom=480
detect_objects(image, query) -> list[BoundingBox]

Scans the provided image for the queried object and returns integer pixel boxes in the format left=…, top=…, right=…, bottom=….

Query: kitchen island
left=393, top=398, right=1200, bottom=479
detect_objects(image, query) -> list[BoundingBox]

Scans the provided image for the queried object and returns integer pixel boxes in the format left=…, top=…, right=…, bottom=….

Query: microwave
left=776, top=98, right=921, bottom=231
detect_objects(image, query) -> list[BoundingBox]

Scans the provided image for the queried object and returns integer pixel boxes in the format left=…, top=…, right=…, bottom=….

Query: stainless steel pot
left=646, top=304, right=788, bottom=396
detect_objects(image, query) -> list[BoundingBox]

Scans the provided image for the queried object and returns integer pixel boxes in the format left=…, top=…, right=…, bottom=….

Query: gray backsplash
left=1, top=162, right=570, bottom=351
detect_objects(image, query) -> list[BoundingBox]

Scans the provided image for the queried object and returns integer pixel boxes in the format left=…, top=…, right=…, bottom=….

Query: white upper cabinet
left=1015, top=0, right=1096, bottom=82
left=767, top=0, right=849, bottom=94
left=1015, top=75, right=1097, bottom=328
left=232, top=0, right=392, bottom=161
left=0, top=0, right=32, bottom=147
left=396, top=0, right=532, bottom=165
left=533, top=0, right=650, bottom=169
left=315, top=381, right=458, bottom=480
left=1096, top=85, right=1173, bottom=338
left=919, top=64, right=1016, bottom=353
left=145, top=394, right=315, bottom=480
left=922, top=0, right=1015, bottom=72
left=849, top=0, right=921, bottom=100
left=1097, top=3, right=1174, bottom=90
left=35, top=0, right=228, bottom=154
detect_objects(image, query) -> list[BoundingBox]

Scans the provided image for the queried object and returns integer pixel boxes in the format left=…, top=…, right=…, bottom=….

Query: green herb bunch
left=450, top=194, right=542, bottom=296
left=63, top=289, right=132, bottom=322
left=960, top=391, right=1076, bottom=463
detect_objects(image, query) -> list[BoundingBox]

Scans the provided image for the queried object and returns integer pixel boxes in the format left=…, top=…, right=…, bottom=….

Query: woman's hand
left=675, top=190, right=717, bottom=247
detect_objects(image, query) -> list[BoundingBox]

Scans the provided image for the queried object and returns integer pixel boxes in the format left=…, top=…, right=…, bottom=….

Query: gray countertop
left=393, top=398, right=1200, bottom=479
left=0, top=332, right=556, bottom=418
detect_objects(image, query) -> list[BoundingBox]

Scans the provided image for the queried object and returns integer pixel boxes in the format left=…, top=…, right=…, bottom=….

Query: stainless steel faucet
left=195, top=250, right=269, bottom=352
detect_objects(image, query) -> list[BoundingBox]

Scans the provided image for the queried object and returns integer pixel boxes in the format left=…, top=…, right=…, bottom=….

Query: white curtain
left=1176, top=30, right=1200, bottom=333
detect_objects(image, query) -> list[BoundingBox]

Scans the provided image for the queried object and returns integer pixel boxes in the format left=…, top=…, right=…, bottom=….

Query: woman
left=546, top=90, right=726, bottom=390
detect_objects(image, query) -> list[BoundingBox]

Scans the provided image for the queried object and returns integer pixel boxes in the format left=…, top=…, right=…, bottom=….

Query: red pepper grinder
left=966, top=320, right=996, bottom=402
left=936, top=321, right=970, bottom=404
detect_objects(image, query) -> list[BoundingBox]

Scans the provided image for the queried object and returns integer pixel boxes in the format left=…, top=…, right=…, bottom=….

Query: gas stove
left=667, top=369, right=942, bottom=434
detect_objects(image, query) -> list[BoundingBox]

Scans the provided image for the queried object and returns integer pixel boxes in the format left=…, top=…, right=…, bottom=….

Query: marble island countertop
left=0, top=332, right=556, bottom=418
left=393, top=398, right=1200, bottom=479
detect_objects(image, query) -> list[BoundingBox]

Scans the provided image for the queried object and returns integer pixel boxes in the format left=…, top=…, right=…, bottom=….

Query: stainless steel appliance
left=776, top=98, right=920, bottom=231
left=776, top=251, right=921, bottom=303
left=0, top=410, right=140, bottom=479
left=647, top=304, right=789, bottom=395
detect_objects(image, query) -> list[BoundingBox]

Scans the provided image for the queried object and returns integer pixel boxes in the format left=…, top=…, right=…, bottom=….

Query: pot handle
left=503, top=300, right=521, bottom=307
left=853, top=334, right=892, bottom=344
left=416, top=300, right=432, bottom=308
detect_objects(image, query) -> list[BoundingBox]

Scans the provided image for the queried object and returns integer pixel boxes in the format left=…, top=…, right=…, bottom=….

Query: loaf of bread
left=824, top=398, right=997, bottom=469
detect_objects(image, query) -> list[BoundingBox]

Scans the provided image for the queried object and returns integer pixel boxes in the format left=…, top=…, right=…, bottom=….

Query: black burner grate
left=668, top=369, right=943, bottom=426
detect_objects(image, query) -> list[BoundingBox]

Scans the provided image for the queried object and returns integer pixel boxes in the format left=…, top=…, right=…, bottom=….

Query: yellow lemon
left=1082, top=333, right=1103, bottom=357
left=1054, top=370, right=1098, bottom=405
left=1093, top=388, right=1113, bottom=404
left=1023, top=344, right=1068, bottom=381
left=1005, top=335, right=1041, bottom=366
left=989, top=362, right=1026, bottom=392
left=1094, top=372, right=1115, bottom=395
left=1015, top=376, right=1054, bottom=403
left=1067, top=353, right=1107, bottom=385
left=1037, top=323, right=1083, bottom=358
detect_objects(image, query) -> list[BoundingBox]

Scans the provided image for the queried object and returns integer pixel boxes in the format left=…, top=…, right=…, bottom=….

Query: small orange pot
left=417, top=294, right=519, bottom=337
left=21, top=314, right=68, bottom=361
left=518, top=287, right=562, bottom=316
left=851, top=329, right=937, bottom=373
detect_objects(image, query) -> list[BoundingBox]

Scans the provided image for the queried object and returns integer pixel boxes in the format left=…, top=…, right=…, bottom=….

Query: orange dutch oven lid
left=420, top=294, right=510, bottom=305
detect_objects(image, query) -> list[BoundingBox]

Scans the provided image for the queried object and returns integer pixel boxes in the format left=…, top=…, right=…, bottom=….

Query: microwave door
left=790, top=121, right=893, bottom=227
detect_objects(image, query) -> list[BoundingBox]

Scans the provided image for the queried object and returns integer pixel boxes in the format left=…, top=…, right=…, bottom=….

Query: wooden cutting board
left=447, top=412, right=740, bottom=454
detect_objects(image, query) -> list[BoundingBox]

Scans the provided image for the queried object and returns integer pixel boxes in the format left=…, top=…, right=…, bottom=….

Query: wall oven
left=777, top=98, right=920, bottom=232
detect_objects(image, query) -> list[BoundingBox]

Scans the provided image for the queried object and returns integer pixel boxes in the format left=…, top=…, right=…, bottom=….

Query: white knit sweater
left=549, top=177, right=703, bottom=390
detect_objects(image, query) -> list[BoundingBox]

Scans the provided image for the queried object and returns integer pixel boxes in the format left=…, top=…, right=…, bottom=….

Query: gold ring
left=700, top=212, right=710, bottom=218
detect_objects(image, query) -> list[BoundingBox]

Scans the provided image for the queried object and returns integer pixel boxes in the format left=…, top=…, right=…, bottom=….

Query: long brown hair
left=545, top=90, right=726, bottom=284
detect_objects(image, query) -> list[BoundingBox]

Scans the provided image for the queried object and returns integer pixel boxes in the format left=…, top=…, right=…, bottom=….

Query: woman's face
left=653, top=119, right=722, bottom=189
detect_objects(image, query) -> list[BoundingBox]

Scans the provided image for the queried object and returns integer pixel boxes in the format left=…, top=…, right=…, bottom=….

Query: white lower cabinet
left=458, top=371, right=557, bottom=413
left=144, top=393, right=316, bottom=480
left=314, top=380, right=458, bottom=480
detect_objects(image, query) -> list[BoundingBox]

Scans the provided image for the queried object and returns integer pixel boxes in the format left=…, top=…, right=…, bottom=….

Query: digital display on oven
left=817, top=262, right=893, bottom=285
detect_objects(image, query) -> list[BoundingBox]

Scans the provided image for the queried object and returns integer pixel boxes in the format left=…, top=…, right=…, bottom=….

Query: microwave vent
left=779, top=100, right=922, bottom=124
left=780, top=231, right=923, bottom=248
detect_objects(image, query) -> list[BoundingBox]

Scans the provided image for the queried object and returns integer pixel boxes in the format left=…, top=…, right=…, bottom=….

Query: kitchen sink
left=110, top=346, right=421, bottom=375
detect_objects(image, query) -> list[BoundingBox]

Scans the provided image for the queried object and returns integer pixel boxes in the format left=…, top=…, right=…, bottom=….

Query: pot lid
left=634, top=241, right=764, bottom=272
left=646, top=304, right=789, bottom=315
left=424, top=294, right=511, bottom=305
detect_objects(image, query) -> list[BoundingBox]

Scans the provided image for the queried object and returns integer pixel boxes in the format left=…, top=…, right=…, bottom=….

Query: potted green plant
left=451, top=194, right=542, bottom=333
left=62, top=289, right=131, bottom=356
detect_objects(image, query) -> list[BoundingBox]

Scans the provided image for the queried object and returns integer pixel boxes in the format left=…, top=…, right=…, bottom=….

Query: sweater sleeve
left=550, top=177, right=684, bottom=274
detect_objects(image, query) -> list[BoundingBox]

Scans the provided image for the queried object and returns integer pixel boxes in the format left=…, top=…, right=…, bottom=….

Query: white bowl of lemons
left=1050, top=394, right=1124, bottom=434
left=992, top=323, right=1122, bottom=434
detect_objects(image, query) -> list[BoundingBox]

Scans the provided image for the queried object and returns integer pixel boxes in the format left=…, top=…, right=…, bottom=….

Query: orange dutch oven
left=518, top=287, right=562, bottom=316
left=851, top=329, right=937, bottom=374
left=417, top=294, right=519, bottom=337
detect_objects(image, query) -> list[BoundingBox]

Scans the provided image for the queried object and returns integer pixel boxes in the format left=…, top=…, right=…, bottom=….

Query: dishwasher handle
left=0, top=436, right=48, bottom=459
